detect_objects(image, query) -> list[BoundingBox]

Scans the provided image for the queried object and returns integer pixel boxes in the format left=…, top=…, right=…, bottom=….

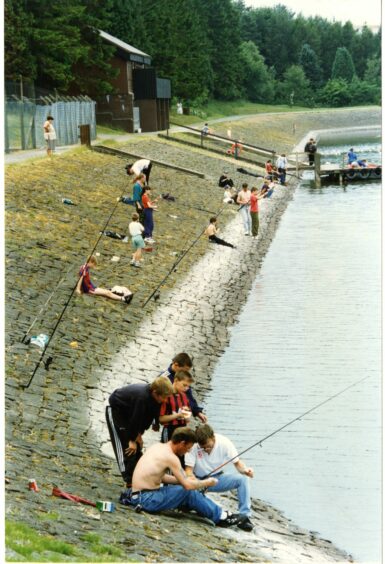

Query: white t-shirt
left=43, top=121, right=56, bottom=140
left=185, top=433, right=239, bottom=477
left=132, top=159, right=150, bottom=176
left=129, top=221, right=144, bottom=236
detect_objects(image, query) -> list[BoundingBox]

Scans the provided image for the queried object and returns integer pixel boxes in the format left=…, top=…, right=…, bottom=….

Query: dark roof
left=99, top=30, right=151, bottom=64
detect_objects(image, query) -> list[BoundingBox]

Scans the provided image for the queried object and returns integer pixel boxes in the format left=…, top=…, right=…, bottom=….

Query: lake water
left=204, top=142, right=382, bottom=562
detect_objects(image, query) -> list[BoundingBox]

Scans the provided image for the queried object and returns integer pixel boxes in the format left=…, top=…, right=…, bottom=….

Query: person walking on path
left=142, top=186, right=158, bottom=244
left=205, top=217, right=236, bottom=248
left=43, top=116, right=56, bottom=156
left=106, top=377, right=173, bottom=487
left=276, top=153, right=288, bottom=185
left=250, top=187, right=264, bottom=238
left=120, top=427, right=244, bottom=529
left=237, top=183, right=252, bottom=235
left=185, top=424, right=254, bottom=532
left=128, top=212, right=145, bottom=268
left=76, top=255, right=133, bottom=303
left=126, top=159, right=152, bottom=184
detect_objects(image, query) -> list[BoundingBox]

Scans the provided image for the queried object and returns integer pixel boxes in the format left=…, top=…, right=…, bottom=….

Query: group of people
left=106, top=353, right=255, bottom=532
left=347, top=148, right=369, bottom=168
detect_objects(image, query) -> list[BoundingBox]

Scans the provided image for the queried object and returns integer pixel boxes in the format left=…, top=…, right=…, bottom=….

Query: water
left=204, top=142, right=381, bottom=562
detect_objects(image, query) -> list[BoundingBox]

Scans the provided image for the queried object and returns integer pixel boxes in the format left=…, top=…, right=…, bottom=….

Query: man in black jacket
left=106, top=376, right=173, bottom=486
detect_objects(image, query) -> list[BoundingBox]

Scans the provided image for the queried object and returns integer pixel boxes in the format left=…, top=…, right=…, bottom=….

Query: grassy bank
left=169, top=99, right=311, bottom=125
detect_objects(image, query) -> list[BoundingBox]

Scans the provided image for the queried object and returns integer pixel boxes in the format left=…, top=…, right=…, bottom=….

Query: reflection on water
left=203, top=149, right=381, bottom=562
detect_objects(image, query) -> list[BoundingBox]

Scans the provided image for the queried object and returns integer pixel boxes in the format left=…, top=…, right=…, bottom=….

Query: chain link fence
left=4, top=82, right=97, bottom=153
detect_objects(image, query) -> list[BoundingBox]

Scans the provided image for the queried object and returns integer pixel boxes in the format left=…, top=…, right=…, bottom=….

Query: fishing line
left=205, top=373, right=373, bottom=477
left=142, top=205, right=227, bottom=307
left=21, top=185, right=129, bottom=390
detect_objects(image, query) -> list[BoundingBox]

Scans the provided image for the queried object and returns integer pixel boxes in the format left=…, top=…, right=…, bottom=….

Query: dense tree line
left=5, top=0, right=381, bottom=107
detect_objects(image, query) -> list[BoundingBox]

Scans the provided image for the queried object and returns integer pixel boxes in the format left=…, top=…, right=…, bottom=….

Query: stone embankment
left=5, top=107, right=379, bottom=562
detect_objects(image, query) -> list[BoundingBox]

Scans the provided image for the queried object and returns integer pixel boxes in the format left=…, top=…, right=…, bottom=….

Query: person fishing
left=185, top=424, right=254, bottom=532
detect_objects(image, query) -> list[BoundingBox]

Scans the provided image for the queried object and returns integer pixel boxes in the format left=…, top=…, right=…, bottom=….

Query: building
left=95, top=30, right=171, bottom=133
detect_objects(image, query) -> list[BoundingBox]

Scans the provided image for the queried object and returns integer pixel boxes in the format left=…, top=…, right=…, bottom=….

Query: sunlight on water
left=203, top=142, right=381, bottom=562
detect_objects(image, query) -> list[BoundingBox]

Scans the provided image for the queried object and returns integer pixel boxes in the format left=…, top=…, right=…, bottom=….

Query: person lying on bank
left=205, top=217, right=236, bottom=248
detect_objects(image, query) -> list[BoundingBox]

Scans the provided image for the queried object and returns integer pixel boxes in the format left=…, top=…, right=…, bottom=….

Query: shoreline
left=5, top=107, right=380, bottom=562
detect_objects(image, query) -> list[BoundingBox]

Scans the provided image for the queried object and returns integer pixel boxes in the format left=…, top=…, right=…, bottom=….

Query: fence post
left=4, top=102, right=10, bottom=153
left=78, top=124, right=91, bottom=147
left=234, top=140, right=239, bottom=159
left=314, top=152, right=321, bottom=187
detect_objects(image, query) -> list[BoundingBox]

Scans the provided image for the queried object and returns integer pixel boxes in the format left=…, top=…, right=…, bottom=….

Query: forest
left=4, top=0, right=382, bottom=107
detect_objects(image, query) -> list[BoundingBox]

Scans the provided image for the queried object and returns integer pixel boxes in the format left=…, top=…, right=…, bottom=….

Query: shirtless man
left=120, top=427, right=243, bottom=528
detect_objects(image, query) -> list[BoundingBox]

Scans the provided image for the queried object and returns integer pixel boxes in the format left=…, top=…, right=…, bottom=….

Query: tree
left=203, top=0, right=243, bottom=99
left=278, top=65, right=311, bottom=105
left=317, top=79, right=352, bottom=107
left=4, top=0, right=36, bottom=82
left=298, top=43, right=323, bottom=87
left=349, top=76, right=381, bottom=105
left=239, top=41, right=275, bottom=102
left=107, top=0, right=148, bottom=48
left=139, top=0, right=213, bottom=102
left=331, top=47, right=356, bottom=82
left=364, top=56, right=381, bottom=86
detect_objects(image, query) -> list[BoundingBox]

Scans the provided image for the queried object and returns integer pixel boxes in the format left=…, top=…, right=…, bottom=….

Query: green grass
left=96, top=124, right=128, bottom=136
left=5, top=520, right=129, bottom=562
left=169, top=99, right=310, bottom=126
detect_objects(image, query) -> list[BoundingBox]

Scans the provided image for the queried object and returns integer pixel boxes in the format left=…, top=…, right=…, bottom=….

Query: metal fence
left=4, top=97, right=97, bottom=153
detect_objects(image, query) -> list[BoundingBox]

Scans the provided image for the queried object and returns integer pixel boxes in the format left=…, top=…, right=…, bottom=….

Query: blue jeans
left=121, top=197, right=135, bottom=205
left=206, top=473, right=251, bottom=516
left=130, top=486, right=222, bottom=523
left=240, top=205, right=251, bottom=233
left=143, top=208, right=154, bottom=238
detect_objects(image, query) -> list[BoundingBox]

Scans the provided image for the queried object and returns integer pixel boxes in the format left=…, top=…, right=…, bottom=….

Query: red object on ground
left=51, top=486, right=96, bottom=507
left=143, top=247, right=153, bottom=252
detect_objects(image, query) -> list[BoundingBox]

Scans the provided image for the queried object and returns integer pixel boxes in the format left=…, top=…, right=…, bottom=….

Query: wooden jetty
left=313, top=153, right=381, bottom=186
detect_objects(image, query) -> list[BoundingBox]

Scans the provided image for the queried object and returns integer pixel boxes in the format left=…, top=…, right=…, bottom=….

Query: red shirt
left=250, top=193, right=259, bottom=213
left=160, top=392, right=190, bottom=428
left=142, top=193, right=152, bottom=209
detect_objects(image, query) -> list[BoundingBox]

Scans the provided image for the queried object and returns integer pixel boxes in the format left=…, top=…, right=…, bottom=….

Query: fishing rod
left=21, top=262, right=75, bottom=343
left=205, top=372, right=373, bottom=477
left=21, top=186, right=128, bottom=390
left=142, top=205, right=227, bottom=308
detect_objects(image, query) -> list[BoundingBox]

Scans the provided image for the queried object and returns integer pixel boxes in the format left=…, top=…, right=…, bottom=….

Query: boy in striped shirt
left=159, top=371, right=193, bottom=443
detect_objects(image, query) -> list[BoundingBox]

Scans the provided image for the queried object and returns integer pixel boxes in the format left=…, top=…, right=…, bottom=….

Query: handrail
left=169, top=121, right=276, bottom=155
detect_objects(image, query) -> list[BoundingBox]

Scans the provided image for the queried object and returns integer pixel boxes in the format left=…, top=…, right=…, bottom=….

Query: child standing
left=250, top=187, right=264, bottom=238
left=142, top=186, right=159, bottom=244
left=128, top=213, right=145, bottom=268
left=159, top=371, right=193, bottom=443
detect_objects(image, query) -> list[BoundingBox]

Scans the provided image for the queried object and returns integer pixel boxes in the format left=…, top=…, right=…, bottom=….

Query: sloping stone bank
left=5, top=107, right=378, bottom=562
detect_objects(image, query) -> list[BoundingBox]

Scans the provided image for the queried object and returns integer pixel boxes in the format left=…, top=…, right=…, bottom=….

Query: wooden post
left=314, top=152, right=321, bottom=187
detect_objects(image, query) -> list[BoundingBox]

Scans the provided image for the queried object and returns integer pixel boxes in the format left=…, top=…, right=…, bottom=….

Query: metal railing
left=4, top=96, right=97, bottom=153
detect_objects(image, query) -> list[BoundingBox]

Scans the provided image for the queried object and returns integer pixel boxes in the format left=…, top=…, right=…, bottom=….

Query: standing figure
left=126, top=159, right=152, bottom=184
left=236, top=183, right=252, bottom=236
left=106, top=377, right=173, bottom=487
left=43, top=116, right=56, bottom=156
left=129, top=212, right=145, bottom=268
left=142, top=186, right=158, bottom=244
left=249, top=187, right=264, bottom=238
left=159, top=370, right=193, bottom=443
left=304, top=138, right=317, bottom=165
left=276, top=154, right=288, bottom=185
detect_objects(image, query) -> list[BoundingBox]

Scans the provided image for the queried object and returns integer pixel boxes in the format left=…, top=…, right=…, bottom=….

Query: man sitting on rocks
left=120, top=427, right=243, bottom=528
left=185, top=424, right=254, bottom=532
